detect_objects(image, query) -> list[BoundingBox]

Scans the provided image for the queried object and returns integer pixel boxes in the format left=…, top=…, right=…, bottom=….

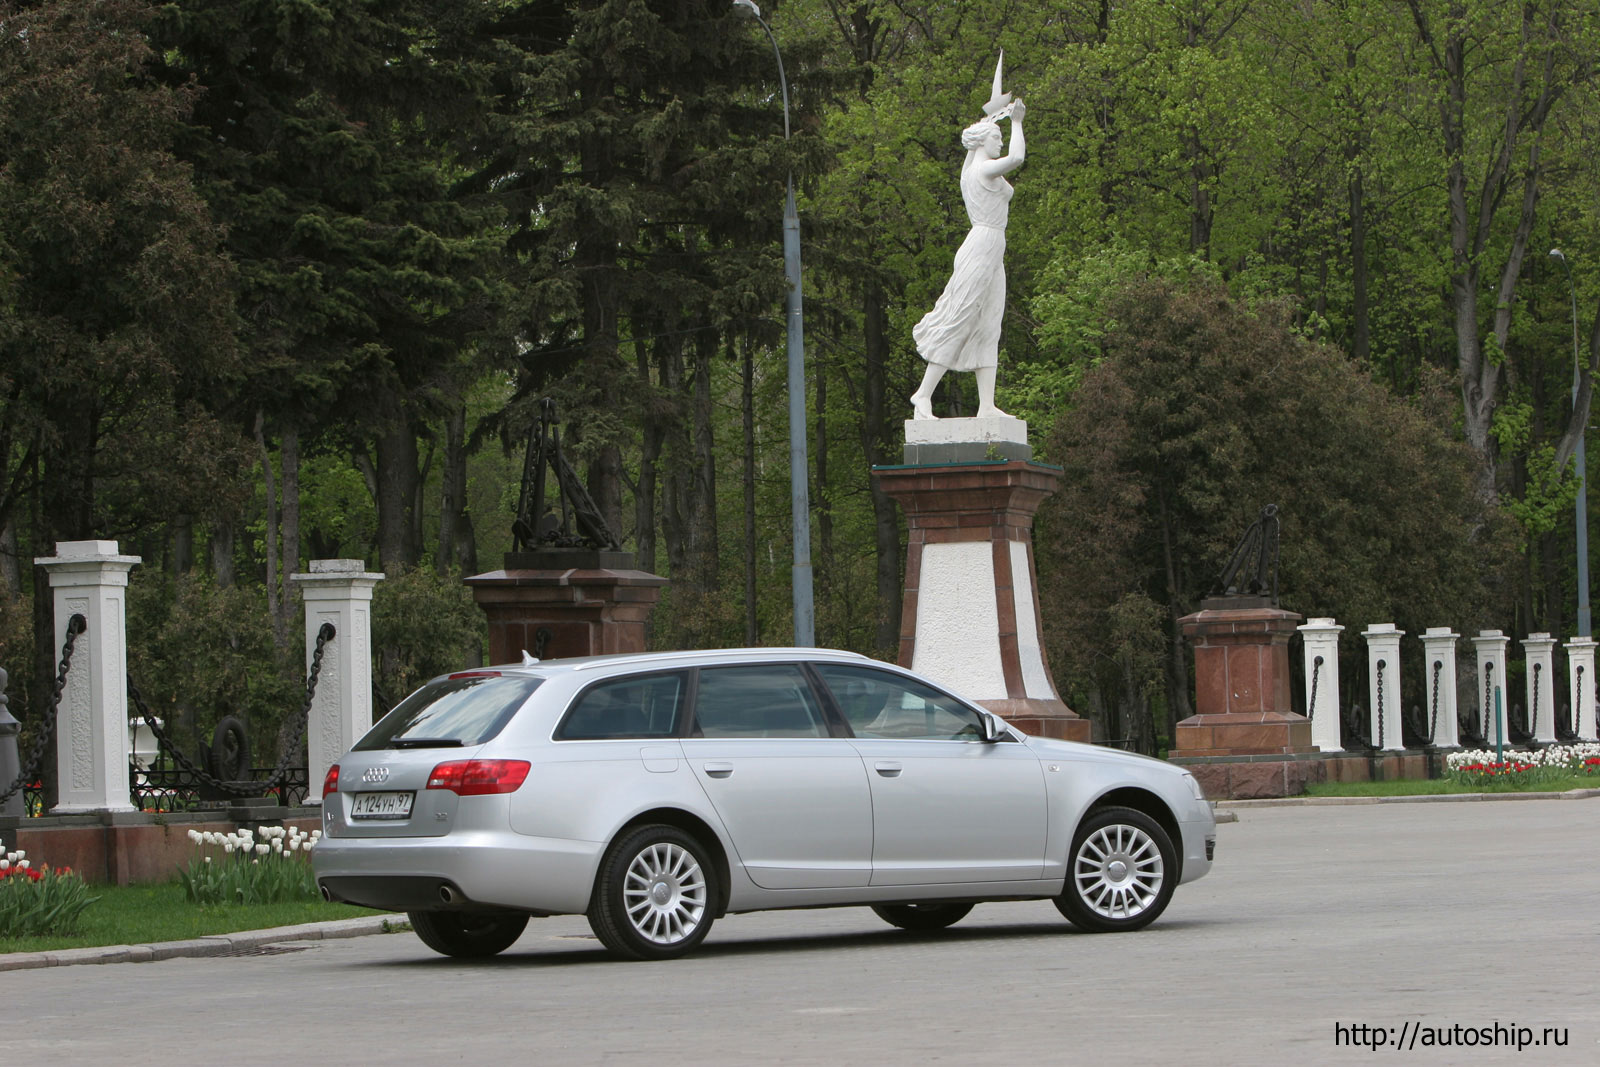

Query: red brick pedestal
left=1170, top=598, right=1318, bottom=798
left=874, top=460, right=1089, bottom=742
left=464, top=550, right=667, bottom=665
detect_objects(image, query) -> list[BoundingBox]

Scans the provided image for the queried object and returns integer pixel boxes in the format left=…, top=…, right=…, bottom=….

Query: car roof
left=484, top=646, right=876, bottom=677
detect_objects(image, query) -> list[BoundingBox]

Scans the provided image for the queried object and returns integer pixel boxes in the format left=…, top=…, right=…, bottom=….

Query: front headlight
left=1182, top=772, right=1206, bottom=801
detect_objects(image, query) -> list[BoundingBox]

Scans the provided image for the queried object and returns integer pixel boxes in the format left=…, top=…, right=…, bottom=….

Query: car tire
left=1053, top=806, right=1176, bottom=933
left=870, top=903, right=974, bottom=931
left=588, top=824, right=718, bottom=960
left=408, top=910, right=529, bottom=958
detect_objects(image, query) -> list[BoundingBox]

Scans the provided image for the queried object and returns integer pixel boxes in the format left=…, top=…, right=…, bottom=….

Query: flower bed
left=1445, top=743, right=1600, bottom=788
left=179, top=825, right=323, bottom=906
left=0, top=850, right=98, bottom=938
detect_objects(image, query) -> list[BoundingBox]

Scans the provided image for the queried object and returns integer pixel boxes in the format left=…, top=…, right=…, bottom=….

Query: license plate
left=351, top=791, right=414, bottom=820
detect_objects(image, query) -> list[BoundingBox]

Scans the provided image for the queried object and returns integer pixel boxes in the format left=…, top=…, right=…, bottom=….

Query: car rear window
left=355, top=673, right=542, bottom=751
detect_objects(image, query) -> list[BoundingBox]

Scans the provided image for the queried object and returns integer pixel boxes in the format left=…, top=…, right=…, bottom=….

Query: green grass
left=1306, top=774, right=1600, bottom=798
left=0, top=881, right=383, bottom=954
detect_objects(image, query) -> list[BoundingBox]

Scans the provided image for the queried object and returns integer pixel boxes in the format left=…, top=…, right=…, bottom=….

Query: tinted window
left=556, top=672, right=685, bottom=740
left=814, top=664, right=983, bottom=740
left=691, top=665, right=828, bottom=738
left=355, top=673, right=541, bottom=751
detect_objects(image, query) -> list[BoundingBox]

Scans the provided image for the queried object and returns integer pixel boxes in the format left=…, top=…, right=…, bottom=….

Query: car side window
left=690, top=665, right=829, bottom=738
left=555, top=672, right=685, bottom=740
left=814, top=664, right=984, bottom=741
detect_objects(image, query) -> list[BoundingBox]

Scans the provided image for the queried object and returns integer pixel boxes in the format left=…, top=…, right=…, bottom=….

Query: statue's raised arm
left=909, top=54, right=1026, bottom=421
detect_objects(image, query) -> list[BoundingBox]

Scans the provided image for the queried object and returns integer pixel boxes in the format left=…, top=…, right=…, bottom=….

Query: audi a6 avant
left=313, top=648, right=1216, bottom=961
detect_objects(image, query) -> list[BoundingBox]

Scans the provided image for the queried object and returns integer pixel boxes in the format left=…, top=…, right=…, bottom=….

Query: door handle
left=702, top=762, right=734, bottom=778
left=874, top=761, right=902, bottom=777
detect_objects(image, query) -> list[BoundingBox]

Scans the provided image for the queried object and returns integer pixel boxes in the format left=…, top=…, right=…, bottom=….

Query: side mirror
left=979, top=711, right=1010, bottom=743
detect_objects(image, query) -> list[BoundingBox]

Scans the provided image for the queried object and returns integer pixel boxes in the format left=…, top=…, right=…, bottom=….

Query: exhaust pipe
left=319, top=884, right=333, bottom=903
left=439, top=884, right=456, bottom=904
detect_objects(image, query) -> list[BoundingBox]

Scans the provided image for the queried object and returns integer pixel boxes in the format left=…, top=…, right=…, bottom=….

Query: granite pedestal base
left=464, top=551, right=667, bottom=665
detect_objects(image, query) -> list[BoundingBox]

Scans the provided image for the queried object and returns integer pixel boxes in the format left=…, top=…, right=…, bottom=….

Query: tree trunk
left=253, top=411, right=285, bottom=652
left=169, top=514, right=194, bottom=578
left=861, top=283, right=901, bottom=657
left=281, top=424, right=300, bottom=589
left=635, top=342, right=662, bottom=576
left=815, top=346, right=832, bottom=591
left=1, top=518, right=22, bottom=595
left=374, top=417, right=421, bottom=573
left=743, top=337, right=758, bottom=645
left=437, top=402, right=469, bottom=575
left=211, top=523, right=235, bottom=587
left=688, top=338, right=718, bottom=595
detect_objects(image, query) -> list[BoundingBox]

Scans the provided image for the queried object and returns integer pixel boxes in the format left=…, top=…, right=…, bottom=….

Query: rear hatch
left=325, top=671, right=543, bottom=839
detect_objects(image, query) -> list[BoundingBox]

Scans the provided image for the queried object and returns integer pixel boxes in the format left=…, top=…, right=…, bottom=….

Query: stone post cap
left=290, top=559, right=385, bottom=584
left=1522, top=632, right=1557, bottom=645
left=1297, top=617, right=1343, bottom=632
left=1565, top=635, right=1598, bottom=648
left=34, top=540, right=142, bottom=566
left=1475, top=629, right=1506, bottom=639
left=1361, top=622, right=1404, bottom=637
left=1422, top=626, right=1460, bottom=639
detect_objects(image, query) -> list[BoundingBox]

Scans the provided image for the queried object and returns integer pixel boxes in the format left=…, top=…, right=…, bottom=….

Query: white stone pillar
left=1566, top=636, right=1597, bottom=740
left=33, top=540, right=141, bottom=813
left=1297, top=617, right=1344, bottom=752
left=1362, top=623, right=1405, bottom=750
left=1419, top=628, right=1461, bottom=749
left=1521, top=633, right=1558, bottom=744
left=1472, top=630, right=1511, bottom=747
left=290, top=560, right=383, bottom=805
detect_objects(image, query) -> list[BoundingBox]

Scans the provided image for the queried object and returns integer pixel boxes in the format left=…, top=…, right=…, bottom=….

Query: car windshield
left=354, top=673, right=542, bottom=751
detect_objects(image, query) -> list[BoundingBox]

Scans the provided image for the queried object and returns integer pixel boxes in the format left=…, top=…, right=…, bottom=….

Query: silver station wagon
left=313, top=648, right=1216, bottom=960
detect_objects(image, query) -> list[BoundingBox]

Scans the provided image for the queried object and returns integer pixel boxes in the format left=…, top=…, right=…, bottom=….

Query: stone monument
left=876, top=57, right=1087, bottom=742
left=465, top=399, right=665, bottom=663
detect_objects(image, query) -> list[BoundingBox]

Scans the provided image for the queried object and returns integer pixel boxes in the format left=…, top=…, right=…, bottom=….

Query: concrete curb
left=1217, top=787, right=1600, bottom=810
left=0, top=914, right=410, bottom=972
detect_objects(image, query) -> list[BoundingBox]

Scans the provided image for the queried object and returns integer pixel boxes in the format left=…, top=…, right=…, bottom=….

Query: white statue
left=910, top=54, right=1026, bottom=421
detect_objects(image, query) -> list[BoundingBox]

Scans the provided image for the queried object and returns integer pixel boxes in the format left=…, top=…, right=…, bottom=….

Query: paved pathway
left=7, top=799, right=1598, bottom=1064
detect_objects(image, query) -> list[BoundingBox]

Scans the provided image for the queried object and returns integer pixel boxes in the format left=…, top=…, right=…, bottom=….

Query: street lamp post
left=733, top=0, right=813, bottom=646
left=1551, top=247, right=1590, bottom=637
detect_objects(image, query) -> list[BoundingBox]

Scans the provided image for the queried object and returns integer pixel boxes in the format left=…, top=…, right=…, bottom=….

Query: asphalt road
left=9, top=799, right=1599, bottom=1065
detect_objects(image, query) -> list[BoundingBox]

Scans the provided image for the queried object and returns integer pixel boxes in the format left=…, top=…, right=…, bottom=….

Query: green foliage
left=371, top=566, right=484, bottom=701
left=125, top=573, right=303, bottom=758
left=0, top=852, right=98, bottom=938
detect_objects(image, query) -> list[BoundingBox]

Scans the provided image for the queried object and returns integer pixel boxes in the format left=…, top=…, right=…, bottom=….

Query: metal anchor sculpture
left=512, top=397, right=620, bottom=553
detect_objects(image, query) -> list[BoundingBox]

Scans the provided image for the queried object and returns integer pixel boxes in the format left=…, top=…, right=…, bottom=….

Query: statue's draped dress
left=912, top=163, right=1013, bottom=371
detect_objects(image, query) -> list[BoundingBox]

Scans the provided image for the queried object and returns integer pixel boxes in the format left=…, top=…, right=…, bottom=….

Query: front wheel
left=588, top=824, right=718, bottom=960
left=1054, top=806, right=1176, bottom=933
left=871, top=903, right=974, bottom=931
left=408, top=910, right=529, bottom=958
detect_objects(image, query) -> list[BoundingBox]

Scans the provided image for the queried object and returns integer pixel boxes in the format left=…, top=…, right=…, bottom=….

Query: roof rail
left=569, top=647, right=871, bottom=672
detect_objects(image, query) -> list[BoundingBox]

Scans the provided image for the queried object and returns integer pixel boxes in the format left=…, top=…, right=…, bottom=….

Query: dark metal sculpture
left=1214, top=504, right=1280, bottom=605
left=512, top=398, right=620, bottom=553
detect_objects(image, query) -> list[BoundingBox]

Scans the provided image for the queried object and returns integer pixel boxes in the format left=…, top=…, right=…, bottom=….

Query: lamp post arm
left=753, top=14, right=790, bottom=141
left=1553, top=261, right=1596, bottom=471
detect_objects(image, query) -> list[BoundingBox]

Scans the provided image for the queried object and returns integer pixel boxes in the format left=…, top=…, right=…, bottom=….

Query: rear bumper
left=312, top=831, right=603, bottom=915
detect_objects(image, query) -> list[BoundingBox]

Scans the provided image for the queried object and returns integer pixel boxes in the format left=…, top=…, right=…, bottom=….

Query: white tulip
left=255, top=843, right=269, bottom=855
left=271, top=839, right=283, bottom=853
left=0, top=860, right=10, bottom=871
left=17, top=859, right=29, bottom=870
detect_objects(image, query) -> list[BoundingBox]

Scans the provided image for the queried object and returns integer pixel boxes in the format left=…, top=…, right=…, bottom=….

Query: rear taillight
left=425, top=759, right=530, bottom=796
left=322, top=764, right=340, bottom=798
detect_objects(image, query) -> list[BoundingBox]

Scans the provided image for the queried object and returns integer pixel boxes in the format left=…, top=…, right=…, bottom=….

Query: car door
left=814, top=663, right=1047, bottom=886
left=680, top=663, right=873, bottom=890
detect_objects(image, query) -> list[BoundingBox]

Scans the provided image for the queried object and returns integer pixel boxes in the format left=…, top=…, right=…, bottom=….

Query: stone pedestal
left=1362, top=623, right=1405, bottom=751
left=1565, top=636, right=1597, bottom=740
left=1172, top=600, right=1314, bottom=798
left=35, top=541, right=141, bottom=814
left=874, top=447, right=1087, bottom=742
left=289, top=560, right=383, bottom=805
left=465, top=550, right=667, bottom=667
left=1420, top=627, right=1462, bottom=749
left=1297, top=617, right=1344, bottom=752
left=1522, top=632, right=1558, bottom=743
left=1472, top=630, right=1510, bottom=744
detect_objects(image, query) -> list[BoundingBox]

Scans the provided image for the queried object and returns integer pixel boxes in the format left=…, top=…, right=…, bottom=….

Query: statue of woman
left=909, top=96, right=1026, bottom=420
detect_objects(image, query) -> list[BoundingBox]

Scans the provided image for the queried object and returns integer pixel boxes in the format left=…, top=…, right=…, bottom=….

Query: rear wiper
left=390, top=737, right=466, bottom=748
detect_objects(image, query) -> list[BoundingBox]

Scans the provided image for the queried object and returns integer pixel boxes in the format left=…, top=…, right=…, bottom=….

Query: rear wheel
left=1054, top=806, right=1175, bottom=933
left=408, top=910, right=529, bottom=958
left=871, top=903, right=974, bottom=931
left=588, top=824, right=717, bottom=960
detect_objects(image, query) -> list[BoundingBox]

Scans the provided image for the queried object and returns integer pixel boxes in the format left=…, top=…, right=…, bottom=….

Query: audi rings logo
left=362, top=766, right=391, bottom=784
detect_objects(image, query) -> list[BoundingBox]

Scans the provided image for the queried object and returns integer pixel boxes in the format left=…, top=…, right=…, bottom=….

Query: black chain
left=1427, top=659, right=1442, bottom=745
left=0, top=614, right=88, bottom=807
left=1576, top=665, right=1586, bottom=736
left=1306, top=656, right=1323, bottom=722
left=1375, top=659, right=1387, bottom=749
left=128, top=623, right=335, bottom=797
left=1483, top=662, right=1495, bottom=741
